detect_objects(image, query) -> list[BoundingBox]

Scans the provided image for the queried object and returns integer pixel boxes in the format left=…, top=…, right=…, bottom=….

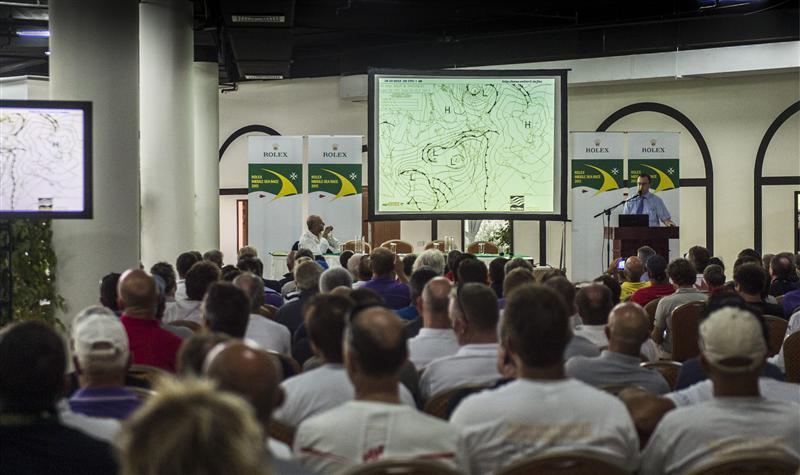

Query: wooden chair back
left=763, top=315, right=788, bottom=357
left=342, top=240, right=372, bottom=253
left=685, top=452, right=799, bottom=475
left=466, top=241, right=499, bottom=255
left=496, top=452, right=631, bottom=475
left=340, top=459, right=461, bottom=475
left=379, top=239, right=414, bottom=254
left=644, top=297, right=662, bottom=331
left=128, top=364, right=171, bottom=386
left=267, top=419, right=296, bottom=448
left=782, top=331, right=800, bottom=383
left=425, top=240, right=445, bottom=251
left=423, top=385, right=488, bottom=420
left=640, top=360, right=682, bottom=390
left=670, top=301, right=706, bottom=362
left=171, top=319, right=201, bottom=333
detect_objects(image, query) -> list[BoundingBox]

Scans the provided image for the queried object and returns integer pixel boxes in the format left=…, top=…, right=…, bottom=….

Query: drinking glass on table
left=478, top=242, right=485, bottom=255
left=390, top=242, right=397, bottom=254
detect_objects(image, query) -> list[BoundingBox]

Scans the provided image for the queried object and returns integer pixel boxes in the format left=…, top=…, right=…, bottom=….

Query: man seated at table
left=299, top=215, right=339, bottom=256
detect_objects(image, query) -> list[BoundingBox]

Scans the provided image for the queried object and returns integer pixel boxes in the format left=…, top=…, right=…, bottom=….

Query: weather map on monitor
left=369, top=69, right=566, bottom=220
left=0, top=100, right=92, bottom=218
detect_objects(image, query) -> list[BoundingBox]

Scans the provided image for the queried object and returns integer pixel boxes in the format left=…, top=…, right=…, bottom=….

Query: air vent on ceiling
left=231, top=14, right=287, bottom=25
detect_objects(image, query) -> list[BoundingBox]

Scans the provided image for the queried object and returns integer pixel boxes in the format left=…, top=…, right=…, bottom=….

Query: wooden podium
left=603, top=226, right=679, bottom=260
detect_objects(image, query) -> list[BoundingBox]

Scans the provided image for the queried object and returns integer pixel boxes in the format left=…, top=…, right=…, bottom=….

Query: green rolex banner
left=571, top=132, right=627, bottom=282
left=628, top=132, right=680, bottom=259
left=248, top=136, right=304, bottom=272
left=307, top=136, right=364, bottom=247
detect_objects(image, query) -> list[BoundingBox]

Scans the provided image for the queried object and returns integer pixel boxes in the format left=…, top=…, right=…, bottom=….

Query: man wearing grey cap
left=641, top=307, right=800, bottom=474
left=69, top=309, right=141, bottom=420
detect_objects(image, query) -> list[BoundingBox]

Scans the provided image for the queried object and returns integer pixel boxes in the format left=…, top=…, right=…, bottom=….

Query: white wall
left=219, top=70, right=800, bottom=272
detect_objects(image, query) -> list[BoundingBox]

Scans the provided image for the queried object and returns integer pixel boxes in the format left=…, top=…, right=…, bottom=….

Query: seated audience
left=769, top=310, right=800, bottom=372
left=450, top=285, right=639, bottom=475
left=281, top=249, right=315, bottom=298
left=152, top=274, right=193, bottom=339
left=413, top=248, right=446, bottom=275
left=164, top=260, right=220, bottom=323
left=150, top=262, right=177, bottom=302
left=99, top=272, right=122, bottom=315
left=202, top=281, right=250, bottom=337
left=238, top=245, right=259, bottom=260
left=652, top=258, right=707, bottom=357
left=408, top=277, right=460, bottom=369
left=631, top=255, right=675, bottom=306
left=500, top=267, right=535, bottom=309
left=543, top=275, right=581, bottom=328
left=420, top=283, right=501, bottom=400
left=363, top=247, right=411, bottom=310
left=735, top=263, right=785, bottom=318
left=118, top=379, right=268, bottom=475
left=457, top=257, right=489, bottom=285
left=687, top=245, right=711, bottom=290
left=276, top=259, right=323, bottom=337
left=567, top=303, right=670, bottom=394
left=504, top=256, right=534, bottom=275
left=396, top=266, right=438, bottom=323
left=641, top=307, right=800, bottom=474
left=69, top=310, right=141, bottom=419
left=176, top=332, right=232, bottom=377
left=174, top=251, right=200, bottom=300
left=444, top=249, right=461, bottom=281
left=620, top=256, right=650, bottom=301
left=345, top=252, right=363, bottom=283
left=235, top=273, right=291, bottom=354
left=489, top=257, right=508, bottom=298
left=703, top=263, right=727, bottom=296
left=238, top=256, right=284, bottom=308
left=354, top=253, right=373, bottom=289
left=769, top=252, right=800, bottom=297
left=782, top=286, right=800, bottom=317
left=339, top=249, right=354, bottom=268
left=294, top=307, right=467, bottom=474
left=119, top=269, right=183, bottom=372
left=402, top=253, right=417, bottom=277
left=319, top=266, right=353, bottom=293
left=0, top=321, right=118, bottom=474
left=637, top=246, right=656, bottom=281
left=574, top=283, right=655, bottom=360
left=594, top=273, right=623, bottom=305
left=276, top=295, right=415, bottom=427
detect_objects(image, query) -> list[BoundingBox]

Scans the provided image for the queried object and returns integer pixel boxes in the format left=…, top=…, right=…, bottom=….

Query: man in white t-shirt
left=419, top=283, right=502, bottom=400
left=450, top=285, right=640, bottom=475
left=275, top=295, right=415, bottom=427
left=567, top=302, right=669, bottom=394
left=234, top=273, right=291, bottom=354
left=408, top=277, right=460, bottom=369
left=641, top=307, right=800, bottom=475
left=298, top=215, right=339, bottom=256
left=574, top=283, right=658, bottom=361
left=294, top=307, right=467, bottom=474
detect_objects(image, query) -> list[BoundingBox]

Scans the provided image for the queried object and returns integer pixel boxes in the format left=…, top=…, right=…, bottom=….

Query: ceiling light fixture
left=17, top=29, right=50, bottom=38
left=231, top=14, right=286, bottom=24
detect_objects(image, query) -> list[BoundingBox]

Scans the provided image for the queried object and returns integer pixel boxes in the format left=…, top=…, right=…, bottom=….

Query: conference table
left=268, top=252, right=531, bottom=280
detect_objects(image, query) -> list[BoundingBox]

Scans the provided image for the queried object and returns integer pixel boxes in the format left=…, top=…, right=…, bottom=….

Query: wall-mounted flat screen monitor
left=368, top=69, right=567, bottom=221
left=0, top=100, right=92, bottom=219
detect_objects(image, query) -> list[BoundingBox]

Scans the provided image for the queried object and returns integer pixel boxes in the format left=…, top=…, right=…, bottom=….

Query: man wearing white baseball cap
left=69, top=309, right=141, bottom=420
left=641, top=307, right=800, bottom=474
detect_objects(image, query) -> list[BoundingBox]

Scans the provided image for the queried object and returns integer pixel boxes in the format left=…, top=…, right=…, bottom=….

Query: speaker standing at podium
left=622, top=173, right=676, bottom=227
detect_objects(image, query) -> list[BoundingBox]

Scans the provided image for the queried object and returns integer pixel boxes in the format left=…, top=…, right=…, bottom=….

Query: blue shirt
left=362, top=276, right=411, bottom=310
left=622, top=191, right=671, bottom=227
left=68, top=386, right=141, bottom=420
left=395, top=304, right=419, bottom=321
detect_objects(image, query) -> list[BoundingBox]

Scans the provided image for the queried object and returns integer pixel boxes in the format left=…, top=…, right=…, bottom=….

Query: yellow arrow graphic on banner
left=642, top=164, right=676, bottom=192
left=586, top=164, right=620, bottom=196
left=262, top=169, right=299, bottom=201
left=322, top=168, right=358, bottom=200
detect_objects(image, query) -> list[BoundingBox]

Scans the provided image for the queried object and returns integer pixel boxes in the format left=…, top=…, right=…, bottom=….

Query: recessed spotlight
left=17, top=29, right=50, bottom=38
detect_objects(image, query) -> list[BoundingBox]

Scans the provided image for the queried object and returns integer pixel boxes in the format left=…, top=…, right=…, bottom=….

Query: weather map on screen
left=0, top=101, right=90, bottom=217
left=370, top=71, right=564, bottom=219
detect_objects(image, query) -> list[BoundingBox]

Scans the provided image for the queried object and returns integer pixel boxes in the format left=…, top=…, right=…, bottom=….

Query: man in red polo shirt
left=118, top=269, right=182, bottom=372
left=630, top=255, right=675, bottom=307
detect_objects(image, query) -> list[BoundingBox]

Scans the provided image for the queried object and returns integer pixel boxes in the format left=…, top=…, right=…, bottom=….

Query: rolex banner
left=307, top=136, right=363, bottom=249
left=248, top=136, right=304, bottom=273
left=570, top=132, right=626, bottom=282
left=628, top=132, right=680, bottom=260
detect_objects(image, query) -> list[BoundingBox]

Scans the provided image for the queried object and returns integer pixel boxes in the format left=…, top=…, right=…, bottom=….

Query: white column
left=192, top=61, right=220, bottom=252
left=139, top=0, right=195, bottom=266
left=49, top=0, right=140, bottom=320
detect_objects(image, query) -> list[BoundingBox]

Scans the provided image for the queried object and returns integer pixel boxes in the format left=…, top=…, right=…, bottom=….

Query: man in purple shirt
left=69, top=308, right=141, bottom=420
left=363, top=247, right=411, bottom=310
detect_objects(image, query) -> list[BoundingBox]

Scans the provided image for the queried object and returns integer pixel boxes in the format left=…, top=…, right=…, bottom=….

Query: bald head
left=118, top=269, right=158, bottom=317
left=346, top=307, right=408, bottom=378
left=607, top=303, right=650, bottom=355
left=205, top=342, right=282, bottom=426
left=624, top=256, right=645, bottom=282
left=422, top=277, right=452, bottom=326
left=575, top=283, right=613, bottom=325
